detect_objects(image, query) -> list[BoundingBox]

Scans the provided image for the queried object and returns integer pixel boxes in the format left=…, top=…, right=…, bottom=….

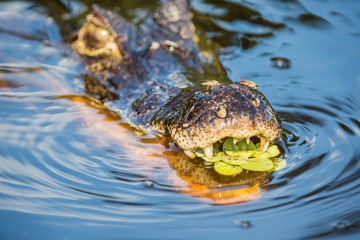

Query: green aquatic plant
left=195, top=138, right=286, bottom=175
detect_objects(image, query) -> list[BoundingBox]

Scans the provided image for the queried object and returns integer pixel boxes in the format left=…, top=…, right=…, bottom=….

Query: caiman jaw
left=151, top=83, right=282, bottom=159
left=183, top=135, right=272, bottom=159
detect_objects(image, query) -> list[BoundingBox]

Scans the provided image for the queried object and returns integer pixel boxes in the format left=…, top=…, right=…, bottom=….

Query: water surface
left=0, top=0, right=360, bottom=239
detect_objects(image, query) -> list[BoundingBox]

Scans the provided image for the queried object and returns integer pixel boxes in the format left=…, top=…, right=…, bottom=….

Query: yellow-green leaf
left=223, top=138, right=239, bottom=151
left=239, top=158, right=274, bottom=171
left=238, top=139, right=248, bottom=151
left=267, top=145, right=280, bottom=157
left=202, top=152, right=224, bottom=162
left=253, top=144, right=280, bottom=159
left=272, top=158, right=287, bottom=171
left=221, top=155, right=247, bottom=165
left=247, top=140, right=256, bottom=150
left=253, top=151, right=272, bottom=159
left=214, top=161, right=243, bottom=175
left=195, top=148, right=205, bottom=157
left=224, top=150, right=255, bottom=158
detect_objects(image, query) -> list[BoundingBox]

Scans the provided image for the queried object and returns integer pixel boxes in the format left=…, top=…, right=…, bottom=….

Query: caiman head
left=151, top=81, right=282, bottom=159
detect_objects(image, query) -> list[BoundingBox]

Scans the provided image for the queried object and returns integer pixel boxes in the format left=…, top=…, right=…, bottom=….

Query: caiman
left=72, top=0, right=282, bottom=162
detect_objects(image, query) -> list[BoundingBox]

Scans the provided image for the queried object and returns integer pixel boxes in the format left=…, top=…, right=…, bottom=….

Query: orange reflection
left=64, top=95, right=267, bottom=205
left=182, top=183, right=262, bottom=205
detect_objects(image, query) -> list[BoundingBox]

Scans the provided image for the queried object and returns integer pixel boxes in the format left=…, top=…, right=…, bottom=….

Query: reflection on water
left=0, top=0, right=360, bottom=239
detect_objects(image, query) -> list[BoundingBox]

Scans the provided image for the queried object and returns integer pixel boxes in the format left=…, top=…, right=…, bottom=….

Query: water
left=1, top=0, right=360, bottom=239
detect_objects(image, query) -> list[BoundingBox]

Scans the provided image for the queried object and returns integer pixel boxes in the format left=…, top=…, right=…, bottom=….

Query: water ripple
left=1, top=0, right=360, bottom=239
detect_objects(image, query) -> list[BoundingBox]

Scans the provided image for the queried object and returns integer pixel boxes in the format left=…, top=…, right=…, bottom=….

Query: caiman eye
left=82, top=23, right=110, bottom=49
left=73, top=20, right=121, bottom=59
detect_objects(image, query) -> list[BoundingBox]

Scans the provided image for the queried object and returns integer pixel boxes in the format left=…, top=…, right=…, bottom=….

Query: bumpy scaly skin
left=73, top=0, right=282, bottom=152
left=151, top=83, right=281, bottom=150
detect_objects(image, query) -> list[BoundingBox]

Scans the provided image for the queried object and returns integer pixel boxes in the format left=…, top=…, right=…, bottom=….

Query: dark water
left=1, top=0, right=360, bottom=239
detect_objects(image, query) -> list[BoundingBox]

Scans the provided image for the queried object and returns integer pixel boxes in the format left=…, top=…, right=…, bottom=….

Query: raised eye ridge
left=82, top=23, right=110, bottom=49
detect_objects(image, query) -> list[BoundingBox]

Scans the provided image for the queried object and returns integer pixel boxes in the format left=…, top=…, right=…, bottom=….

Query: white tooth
left=233, top=138, right=238, bottom=144
left=260, top=138, right=270, bottom=152
left=246, top=137, right=250, bottom=144
left=204, top=144, right=213, bottom=159
left=184, top=150, right=196, bottom=159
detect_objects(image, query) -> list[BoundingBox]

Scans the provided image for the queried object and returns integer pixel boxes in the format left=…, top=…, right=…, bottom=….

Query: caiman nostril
left=216, top=104, right=227, bottom=118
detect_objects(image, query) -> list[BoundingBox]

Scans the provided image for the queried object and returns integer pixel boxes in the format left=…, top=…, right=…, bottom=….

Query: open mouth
left=184, top=135, right=273, bottom=160
left=183, top=136, right=286, bottom=175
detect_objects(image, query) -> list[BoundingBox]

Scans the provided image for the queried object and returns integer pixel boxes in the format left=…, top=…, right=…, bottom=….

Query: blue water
left=0, top=0, right=360, bottom=239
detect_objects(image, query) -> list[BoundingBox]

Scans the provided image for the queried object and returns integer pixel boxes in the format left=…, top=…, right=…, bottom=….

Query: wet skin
left=72, top=0, right=282, bottom=159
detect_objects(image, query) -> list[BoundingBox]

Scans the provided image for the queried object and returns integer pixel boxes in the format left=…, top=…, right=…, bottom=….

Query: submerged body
left=72, top=0, right=282, bottom=158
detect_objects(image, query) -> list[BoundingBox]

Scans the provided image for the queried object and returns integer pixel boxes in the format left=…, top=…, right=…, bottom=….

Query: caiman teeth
left=246, top=137, right=250, bottom=144
left=204, top=144, right=213, bottom=159
left=184, top=150, right=196, bottom=159
left=233, top=138, right=238, bottom=144
left=260, top=137, right=270, bottom=152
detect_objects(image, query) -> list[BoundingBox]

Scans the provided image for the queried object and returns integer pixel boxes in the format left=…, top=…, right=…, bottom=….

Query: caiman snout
left=152, top=81, right=282, bottom=158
